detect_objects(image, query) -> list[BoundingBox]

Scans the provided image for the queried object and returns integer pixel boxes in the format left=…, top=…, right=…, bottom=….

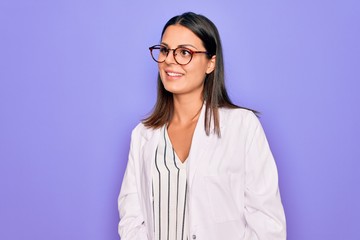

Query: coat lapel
left=186, top=106, right=227, bottom=189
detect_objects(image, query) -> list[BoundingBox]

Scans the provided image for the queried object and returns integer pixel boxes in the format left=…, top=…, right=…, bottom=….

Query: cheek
left=185, top=64, right=207, bottom=79
left=158, top=64, right=166, bottom=79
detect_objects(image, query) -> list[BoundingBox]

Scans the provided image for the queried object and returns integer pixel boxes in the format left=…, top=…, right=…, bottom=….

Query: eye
left=178, top=48, right=192, bottom=57
left=159, top=46, right=169, bottom=54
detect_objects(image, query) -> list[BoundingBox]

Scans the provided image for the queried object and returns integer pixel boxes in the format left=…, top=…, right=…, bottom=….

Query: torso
left=152, top=126, right=188, bottom=240
left=167, top=119, right=198, bottom=163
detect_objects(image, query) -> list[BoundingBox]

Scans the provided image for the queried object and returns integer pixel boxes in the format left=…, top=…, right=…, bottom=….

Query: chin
left=162, top=81, right=185, bottom=94
left=163, top=86, right=183, bottom=95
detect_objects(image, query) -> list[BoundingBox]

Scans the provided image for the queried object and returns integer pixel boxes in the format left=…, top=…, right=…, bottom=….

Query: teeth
left=167, top=72, right=182, bottom=77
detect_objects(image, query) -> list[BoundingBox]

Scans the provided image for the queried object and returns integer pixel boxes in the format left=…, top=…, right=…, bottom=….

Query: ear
left=206, top=55, right=216, bottom=74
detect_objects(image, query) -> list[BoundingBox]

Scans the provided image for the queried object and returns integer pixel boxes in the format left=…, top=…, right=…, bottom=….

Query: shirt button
left=192, top=235, right=196, bottom=239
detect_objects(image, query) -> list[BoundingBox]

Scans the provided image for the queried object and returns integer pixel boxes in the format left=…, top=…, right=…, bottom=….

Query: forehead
left=161, top=24, right=203, bottom=48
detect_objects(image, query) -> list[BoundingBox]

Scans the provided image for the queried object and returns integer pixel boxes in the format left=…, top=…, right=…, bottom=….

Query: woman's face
left=159, top=24, right=215, bottom=97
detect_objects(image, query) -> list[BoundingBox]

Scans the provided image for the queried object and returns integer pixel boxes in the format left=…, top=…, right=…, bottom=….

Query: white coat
left=118, top=106, right=286, bottom=240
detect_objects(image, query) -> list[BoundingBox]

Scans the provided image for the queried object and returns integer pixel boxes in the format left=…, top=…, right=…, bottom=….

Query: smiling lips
left=166, top=71, right=184, bottom=77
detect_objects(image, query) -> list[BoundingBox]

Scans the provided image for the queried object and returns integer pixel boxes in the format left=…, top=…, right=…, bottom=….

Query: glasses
left=149, top=45, right=209, bottom=65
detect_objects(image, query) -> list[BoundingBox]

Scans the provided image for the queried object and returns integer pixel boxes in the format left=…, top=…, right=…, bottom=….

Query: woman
left=118, top=12, right=286, bottom=240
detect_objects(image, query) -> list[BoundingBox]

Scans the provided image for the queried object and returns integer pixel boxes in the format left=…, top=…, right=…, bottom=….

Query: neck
left=171, top=94, right=203, bottom=125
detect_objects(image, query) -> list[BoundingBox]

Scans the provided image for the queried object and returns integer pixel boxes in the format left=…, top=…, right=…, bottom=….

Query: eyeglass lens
left=151, top=46, right=193, bottom=65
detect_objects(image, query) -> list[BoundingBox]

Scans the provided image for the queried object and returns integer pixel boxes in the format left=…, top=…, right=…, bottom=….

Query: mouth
left=165, top=71, right=184, bottom=77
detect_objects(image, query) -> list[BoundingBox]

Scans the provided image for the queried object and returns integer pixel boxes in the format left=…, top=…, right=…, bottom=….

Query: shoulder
left=218, top=107, right=263, bottom=141
left=131, top=122, right=146, bottom=135
left=131, top=121, right=162, bottom=141
left=219, top=107, right=259, bottom=128
left=218, top=108, right=267, bottom=150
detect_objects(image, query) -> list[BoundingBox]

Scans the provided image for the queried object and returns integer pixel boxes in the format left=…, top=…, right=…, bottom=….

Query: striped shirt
left=152, top=126, right=188, bottom=240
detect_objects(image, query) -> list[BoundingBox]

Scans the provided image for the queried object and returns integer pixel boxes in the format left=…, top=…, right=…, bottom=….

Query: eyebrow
left=160, top=42, right=199, bottom=50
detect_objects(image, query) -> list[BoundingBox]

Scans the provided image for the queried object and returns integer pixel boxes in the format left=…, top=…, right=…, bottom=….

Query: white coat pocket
left=204, top=174, right=241, bottom=223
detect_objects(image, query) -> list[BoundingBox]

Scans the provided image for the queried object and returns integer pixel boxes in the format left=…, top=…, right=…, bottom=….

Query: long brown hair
left=143, top=12, right=249, bottom=136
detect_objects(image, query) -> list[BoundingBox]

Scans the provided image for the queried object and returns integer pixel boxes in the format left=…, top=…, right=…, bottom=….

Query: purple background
left=0, top=0, right=359, bottom=239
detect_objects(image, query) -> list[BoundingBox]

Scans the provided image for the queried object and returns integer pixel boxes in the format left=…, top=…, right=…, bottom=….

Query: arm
left=118, top=128, right=148, bottom=240
left=243, top=113, right=286, bottom=240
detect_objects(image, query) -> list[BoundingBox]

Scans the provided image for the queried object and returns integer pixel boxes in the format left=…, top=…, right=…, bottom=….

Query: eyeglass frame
left=149, top=44, right=211, bottom=65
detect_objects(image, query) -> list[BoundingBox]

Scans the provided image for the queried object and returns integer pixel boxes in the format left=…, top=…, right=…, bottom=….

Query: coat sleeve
left=243, top=112, right=286, bottom=240
left=118, top=127, right=149, bottom=240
